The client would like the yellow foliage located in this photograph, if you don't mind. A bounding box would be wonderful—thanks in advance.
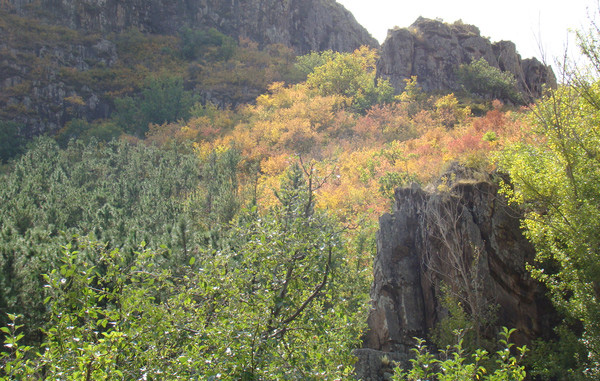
[434,93,471,128]
[64,95,86,106]
[261,154,292,177]
[182,62,534,255]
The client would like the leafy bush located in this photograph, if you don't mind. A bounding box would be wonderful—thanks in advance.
[0,163,368,380]
[393,328,527,381]
[498,83,600,377]
[458,58,523,104]
[526,324,590,381]
[114,75,194,136]
[306,46,395,113]
[54,119,123,147]
[180,27,237,61]
[290,50,337,82]
[0,138,206,338]
[378,171,419,200]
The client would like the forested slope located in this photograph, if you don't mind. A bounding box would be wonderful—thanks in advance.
[0,2,599,380]
[0,45,545,379]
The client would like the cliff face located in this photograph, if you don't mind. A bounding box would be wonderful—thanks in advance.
[1,0,376,136]
[355,168,556,380]
[0,34,118,136]
[6,0,377,54]
[377,17,556,101]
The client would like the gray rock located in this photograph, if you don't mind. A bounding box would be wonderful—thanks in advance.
[358,166,557,380]
[7,0,377,54]
[376,28,415,91]
[493,41,525,85]
[522,57,556,97]
[354,348,405,381]
[0,34,117,135]
[377,17,556,102]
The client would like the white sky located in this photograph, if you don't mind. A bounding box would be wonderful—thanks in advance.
[337,0,596,69]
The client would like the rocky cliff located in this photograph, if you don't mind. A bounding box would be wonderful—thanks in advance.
[0,12,120,136]
[5,0,377,54]
[0,0,376,136]
[354,167,557,380]
[377,17,556,101]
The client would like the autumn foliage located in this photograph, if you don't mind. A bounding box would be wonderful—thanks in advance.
[48,45,535,269]
[135,49,533,251]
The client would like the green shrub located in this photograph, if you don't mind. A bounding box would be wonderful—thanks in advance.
[114,75,194,136]
[306,46,395,113]
[526,324,590,381]
[180,27,237,61]
[458,58,523,104]
[378,171,419,200]
[55,119,124,147]
[0,163,368,380]
[393,328,527,381]
[0,138,206,339]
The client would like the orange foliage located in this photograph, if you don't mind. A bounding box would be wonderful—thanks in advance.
[355,103,415,143]
[208,82,349,163]
[160,72,532,245]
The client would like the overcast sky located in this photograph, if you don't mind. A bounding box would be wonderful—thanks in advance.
[337,0,596,68]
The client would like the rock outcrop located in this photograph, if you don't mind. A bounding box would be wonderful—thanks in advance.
[377,17,556,101]
[1,0,376,136]
[355,167,556,380]
[5,0,377,54]
[0,36,118,136]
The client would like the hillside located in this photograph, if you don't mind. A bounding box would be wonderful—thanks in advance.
[5,0,377,53]
[1,2,596,381]
[0,43,558,379]
[0,1,554,141]
[0,0,376,137]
